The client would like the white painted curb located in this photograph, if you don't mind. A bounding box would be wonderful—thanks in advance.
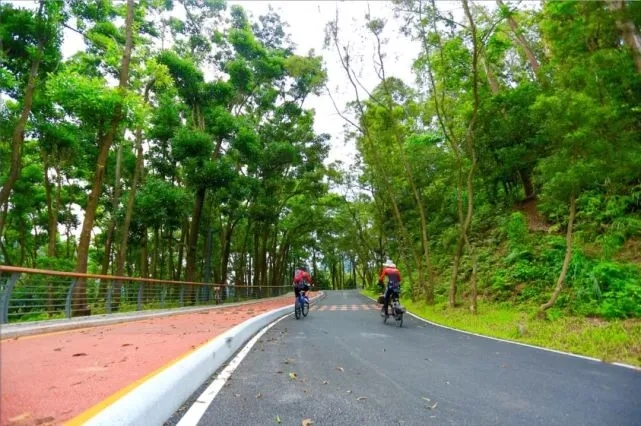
[83,292,325,426]
[362,292,641,372]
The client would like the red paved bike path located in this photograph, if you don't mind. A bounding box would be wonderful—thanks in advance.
[0,293,319,426]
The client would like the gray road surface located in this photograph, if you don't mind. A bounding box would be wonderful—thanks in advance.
[186,290,641,426]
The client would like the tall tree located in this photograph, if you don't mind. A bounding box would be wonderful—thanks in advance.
[72,0,136,315]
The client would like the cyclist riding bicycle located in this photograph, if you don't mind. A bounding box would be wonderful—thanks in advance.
[378,260,402,317]
[293,265,313,301]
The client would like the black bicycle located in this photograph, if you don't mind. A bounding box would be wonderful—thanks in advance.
[378,287,405,327]
[294,284,310,320]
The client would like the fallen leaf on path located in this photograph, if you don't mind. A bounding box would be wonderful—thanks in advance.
[53,348,62,352]
[256,393,262,399]
[322,380,328,384]
[422,397,431,402]
[425,402,438,410]
[35,416,56,425]
[336,367,344,372]
[283,358,295,364]
[301,419,314,426]
[72,353,87,357]
[121,343,132,347]
[276,415,281,424]
[234,393,240,397]
[357,396,367,401]
[346,390,352,393]
[8,412,31,422]
[289,372,297,380]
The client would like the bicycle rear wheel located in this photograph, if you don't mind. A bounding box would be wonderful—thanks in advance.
[302,301,309,317]
[295,301,301,319]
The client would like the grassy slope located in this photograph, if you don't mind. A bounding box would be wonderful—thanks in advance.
[362,289,641,368]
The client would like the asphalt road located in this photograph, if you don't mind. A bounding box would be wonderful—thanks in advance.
[184,290,641,426]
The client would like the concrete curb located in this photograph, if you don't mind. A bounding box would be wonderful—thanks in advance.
[80,292,326,426]
[0,293,300,340]
[361,291,641,372]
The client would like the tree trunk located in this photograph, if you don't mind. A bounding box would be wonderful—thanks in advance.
[496,0,540,75]
[481,54,500,94]
[0,2,46,237]
[185,186,206,303]
[175,218,189,280]
[331,262,336,290]
[608,0,641,74]
[140,231,149,277]
[519,168,535,199]
[260,226,269,294]
[72,0,135,316]
[43,164,57,258]
[252,230,260,287]
[115,81,151,280]
[538,196,576,314]
[469,253,478,314]
[101,143,123,278]
[167,230,175,280]
[43,163,60,314]
[150,227,159,278]
[450,0,480,309]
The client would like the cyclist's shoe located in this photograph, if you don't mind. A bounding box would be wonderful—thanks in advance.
[380,310,389,318]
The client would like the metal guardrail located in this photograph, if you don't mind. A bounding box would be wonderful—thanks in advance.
[0,266,290,324]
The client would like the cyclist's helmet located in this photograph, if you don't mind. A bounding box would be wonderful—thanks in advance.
[299,265,308,272]
[383,259,396,268]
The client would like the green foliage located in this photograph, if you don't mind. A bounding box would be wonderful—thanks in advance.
[4,0,641,330]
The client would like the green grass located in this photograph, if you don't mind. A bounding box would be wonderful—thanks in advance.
[362,289,641,368]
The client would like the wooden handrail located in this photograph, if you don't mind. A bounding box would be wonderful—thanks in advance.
[0,265,289,289]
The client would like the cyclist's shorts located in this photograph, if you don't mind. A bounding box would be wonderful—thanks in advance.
[295,281,310,291]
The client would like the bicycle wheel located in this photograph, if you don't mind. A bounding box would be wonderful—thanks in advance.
[302,301,309,317]
[295,301,301,319]
[398,313,403,327]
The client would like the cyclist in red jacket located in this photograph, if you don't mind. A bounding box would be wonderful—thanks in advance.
[378,260,401,317]
[293,265,313,300]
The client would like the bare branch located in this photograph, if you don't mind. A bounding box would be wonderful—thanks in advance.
[324,85,363,133]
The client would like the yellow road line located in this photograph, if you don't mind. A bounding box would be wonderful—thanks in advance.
[64,332,226,425]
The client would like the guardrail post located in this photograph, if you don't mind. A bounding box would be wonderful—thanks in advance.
[161,285,166,308]
[137,283,143,311]
[179,285,184,307]
[65,279,78,318]
[106,280,113,314]
[0,273,20,324]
